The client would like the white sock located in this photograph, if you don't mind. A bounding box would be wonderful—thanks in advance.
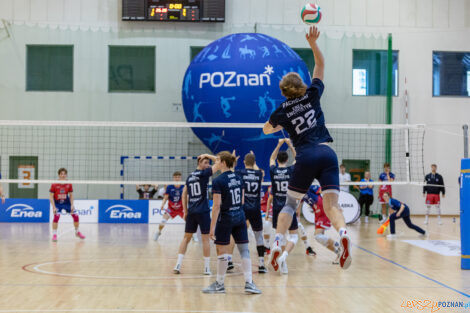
[75,228,79,234]
[281,251,288,260]
[227,254,232,263]
[216,254,228,284]
[242,257,252,283]
[204,257,210,268]
[339,228,347,237]
[176,254,184,266]
[52,230,57,235]
[258,257,264,267]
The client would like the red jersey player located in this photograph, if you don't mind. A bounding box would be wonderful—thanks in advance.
[49,168,85,242]
[298,185,340,264]
[153,171,184,241]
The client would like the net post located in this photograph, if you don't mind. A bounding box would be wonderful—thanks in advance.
[463,124,468,158]
[460,159,470,270]
[385,33,393,165]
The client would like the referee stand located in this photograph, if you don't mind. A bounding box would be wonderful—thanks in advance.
[461,125,469,270]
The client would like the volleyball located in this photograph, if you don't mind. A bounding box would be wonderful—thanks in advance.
[301,3,322,25]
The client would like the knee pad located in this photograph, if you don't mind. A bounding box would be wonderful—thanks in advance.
[161,219,167,225]
[263,220,272,235]
[288,233,298,245]
[253,230,264,246]
[298,222,306,237]
[53,214,60,223]
[281,236,287,247]
[217,254,229,262]
[315,233,329,247]
[237,243,250,259]
[280,194,297,216]
[71,213,79,223]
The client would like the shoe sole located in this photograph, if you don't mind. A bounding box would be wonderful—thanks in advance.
[340,236,352,270]
[270,248,281,271]
[202,289,225,294]
[258,269,268,274]
[245,289,262,294]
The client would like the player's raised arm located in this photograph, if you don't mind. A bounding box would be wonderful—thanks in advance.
[270,139,285,167]
[285,138,296,160]
[306,26,324,81]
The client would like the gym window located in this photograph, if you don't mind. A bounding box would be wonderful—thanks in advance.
[26,45,73,92]
[433,51,470,97]
[108,46,156,93]
[352,50,398,96]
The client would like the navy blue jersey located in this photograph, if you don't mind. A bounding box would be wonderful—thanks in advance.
[269,78,333,148]
[185,167,212,213]
[212,171,244,214]
[269,165,294,210]
[236,168,263,211]
[388,198,409,211]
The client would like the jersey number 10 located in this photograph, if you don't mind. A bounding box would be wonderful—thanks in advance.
[189,182,201,196]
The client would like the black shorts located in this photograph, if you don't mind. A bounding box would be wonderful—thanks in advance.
[185,211,211,234]
[272,207,298,231]
[214,210,248,245]
[289,144,340,196]
[244,207,263,232]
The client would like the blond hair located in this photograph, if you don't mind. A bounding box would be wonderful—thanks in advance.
[279,72,307,99]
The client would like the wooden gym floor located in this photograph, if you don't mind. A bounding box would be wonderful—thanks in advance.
[0,217,469,313]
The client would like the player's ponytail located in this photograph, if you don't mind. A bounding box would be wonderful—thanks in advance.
[280,72,307,99]
[217,151,236,169]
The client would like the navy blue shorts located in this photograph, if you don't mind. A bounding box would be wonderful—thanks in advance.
[55,203,72,214]
[185,211,211,234]
[244,208,263,232]
[289,144,340,196]
[272,207,298,231]
[214,210,248,245]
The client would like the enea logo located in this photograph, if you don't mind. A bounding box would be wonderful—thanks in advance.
[105,205,142,219]
[199,65,274,88]
[6,204,42,218]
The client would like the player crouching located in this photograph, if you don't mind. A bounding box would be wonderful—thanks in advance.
[50,168,85,242]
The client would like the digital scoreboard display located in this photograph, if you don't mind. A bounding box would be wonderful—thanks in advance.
[122,0,225,22]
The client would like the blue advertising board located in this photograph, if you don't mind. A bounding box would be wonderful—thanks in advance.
[0,199,50,223]
[98,200,149,224]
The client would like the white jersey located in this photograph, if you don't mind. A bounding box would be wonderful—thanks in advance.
[339,172,351,193]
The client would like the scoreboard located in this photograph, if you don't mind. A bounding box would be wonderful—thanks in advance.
[122,0,225,22]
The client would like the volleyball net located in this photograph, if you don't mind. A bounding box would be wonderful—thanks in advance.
[0,120,425,199]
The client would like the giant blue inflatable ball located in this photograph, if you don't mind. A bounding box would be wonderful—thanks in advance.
[182,33,311,176]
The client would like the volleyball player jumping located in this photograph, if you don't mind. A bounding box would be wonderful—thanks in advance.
[263,26,352,270]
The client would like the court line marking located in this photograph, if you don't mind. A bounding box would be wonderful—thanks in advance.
[23,258,244,280]
[354,244,470,298]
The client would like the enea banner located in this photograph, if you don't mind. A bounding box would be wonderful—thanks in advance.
[99,200,149,223]
[0,199,50,223]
